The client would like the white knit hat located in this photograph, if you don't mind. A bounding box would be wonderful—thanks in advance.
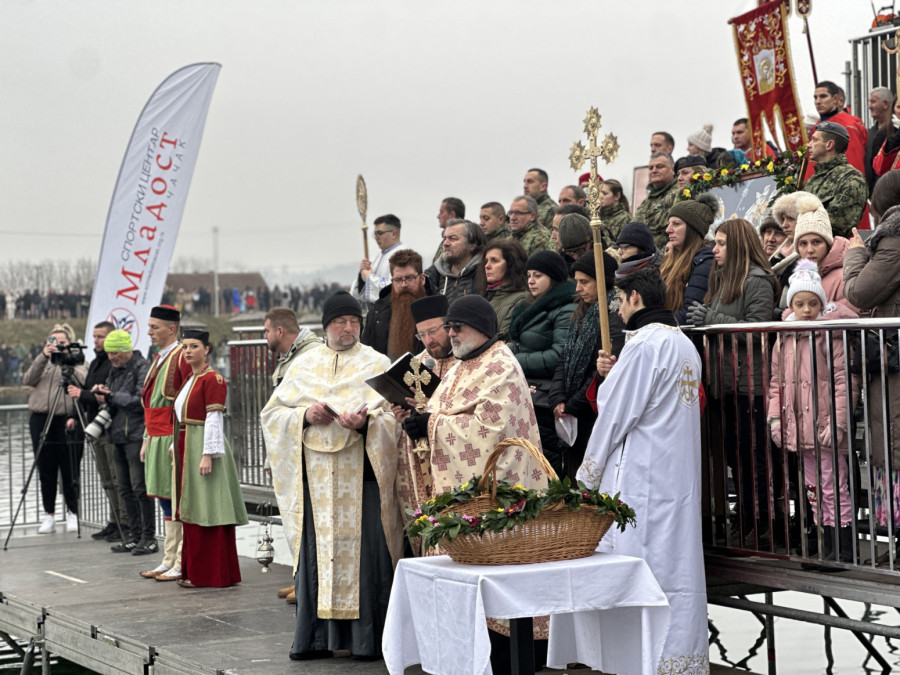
[786,259,827,309]
[687,124,713,153]
[793,192,833,246]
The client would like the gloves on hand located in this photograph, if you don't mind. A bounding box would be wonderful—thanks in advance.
[818,425,845,447]
[687,301,709,326]
[768,417,782,447]
[402,412,431,441]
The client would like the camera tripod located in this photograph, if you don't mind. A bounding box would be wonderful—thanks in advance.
[3,368,126,550]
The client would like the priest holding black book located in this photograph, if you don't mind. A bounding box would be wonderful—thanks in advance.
[260,291,403,662]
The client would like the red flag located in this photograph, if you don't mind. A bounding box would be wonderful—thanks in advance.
[731,2,807,158]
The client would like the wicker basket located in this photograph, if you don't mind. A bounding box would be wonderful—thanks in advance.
[439,438,615,565]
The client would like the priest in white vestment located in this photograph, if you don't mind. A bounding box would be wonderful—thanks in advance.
[401,295,551,668]
[260,291,403,661]
[577,269,709,674]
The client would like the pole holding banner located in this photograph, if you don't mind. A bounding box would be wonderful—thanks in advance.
[84,63,221,358]
[568,107,620,354]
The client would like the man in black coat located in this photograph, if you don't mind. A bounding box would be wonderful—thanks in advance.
[361,249,431,361]
[66,321,125,541]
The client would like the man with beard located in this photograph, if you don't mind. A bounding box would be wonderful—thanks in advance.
[261,291,403,661]
[390,295,456,543]
[264,307,321,388]
[361,249,430,360]
[400,295,550,665]
[425,219,487,305]
[263,306,322,605]
[401,295,545,496]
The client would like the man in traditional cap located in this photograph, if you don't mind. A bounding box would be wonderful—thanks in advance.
[137,305,192,580]
[93,330,153,555]
[261,291,402,661]
[581,268,707,672]
[803,121,869,238]
[391,295,456,542]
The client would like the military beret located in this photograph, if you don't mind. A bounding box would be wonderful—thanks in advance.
[815,121,850,141]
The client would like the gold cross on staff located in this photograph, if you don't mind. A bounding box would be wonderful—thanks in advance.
[568,106,621,355]
[568,107,620,224]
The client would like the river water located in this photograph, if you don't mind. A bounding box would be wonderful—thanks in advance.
[4,409,900,673]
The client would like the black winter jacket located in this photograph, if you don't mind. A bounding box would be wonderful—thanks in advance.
[105,352,149,445]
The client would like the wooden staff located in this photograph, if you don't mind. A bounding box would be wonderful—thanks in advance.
[356,174,369,260]
[591,219,612,353]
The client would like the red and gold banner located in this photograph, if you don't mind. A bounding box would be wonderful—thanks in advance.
[731,2,807,158]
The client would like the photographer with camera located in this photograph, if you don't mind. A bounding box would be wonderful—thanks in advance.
[23,323,87,534]
[66,321,127,542]
[93,330,153,555]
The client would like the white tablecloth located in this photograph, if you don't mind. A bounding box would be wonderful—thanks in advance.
[383,553,670,675]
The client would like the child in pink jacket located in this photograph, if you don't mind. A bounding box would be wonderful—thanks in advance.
[767,260,857,562]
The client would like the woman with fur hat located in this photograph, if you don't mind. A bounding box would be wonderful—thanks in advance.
[767,260,856,562]
[845,208,900,536]
[548,251,625,481]
[793,192,858,315]
[659,192,717,324]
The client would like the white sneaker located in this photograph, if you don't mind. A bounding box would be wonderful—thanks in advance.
[66,511,78,533]
[38,513,55,534]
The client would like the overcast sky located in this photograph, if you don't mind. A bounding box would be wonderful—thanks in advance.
[0,1,880,282]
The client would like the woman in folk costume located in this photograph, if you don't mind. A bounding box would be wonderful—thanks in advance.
[172,329,248,588]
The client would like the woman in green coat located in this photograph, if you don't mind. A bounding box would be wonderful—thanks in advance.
[484,239,529,338]
[507,251,576,475]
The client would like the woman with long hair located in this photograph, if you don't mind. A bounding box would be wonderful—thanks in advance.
[549,251,625,480]
[658,193,717,324]
[507,251,576,475]
[688,218,779,546]
[483,239,528,337]
[599,179,631,242]
[172,329,248,588]
[23,323,87,534]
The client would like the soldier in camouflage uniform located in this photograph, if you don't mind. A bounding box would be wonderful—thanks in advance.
[635,152,680,249]
[524,168,559,231]
[479,201,514,243]
[508,195,553,257]
[598,179,632,243]
[803,121,869,239]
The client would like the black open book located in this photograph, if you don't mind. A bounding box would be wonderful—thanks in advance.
[364,352,441,410]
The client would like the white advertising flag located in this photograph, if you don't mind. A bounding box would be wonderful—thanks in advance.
[85,62,221,357]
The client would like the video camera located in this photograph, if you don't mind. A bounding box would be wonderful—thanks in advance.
[49,341,87,367]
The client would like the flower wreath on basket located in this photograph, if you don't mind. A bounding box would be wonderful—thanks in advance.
[406,438,638,565]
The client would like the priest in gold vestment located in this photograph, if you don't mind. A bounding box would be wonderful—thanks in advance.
[260,291,402,661]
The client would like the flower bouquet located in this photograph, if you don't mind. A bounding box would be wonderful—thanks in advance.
[406,438,636,565]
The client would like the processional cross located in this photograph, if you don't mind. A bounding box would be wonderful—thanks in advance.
[568,107,620,353]
[403,356,432,451]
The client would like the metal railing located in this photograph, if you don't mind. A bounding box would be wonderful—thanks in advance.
[687,317,900,572]
[849,24,899,127]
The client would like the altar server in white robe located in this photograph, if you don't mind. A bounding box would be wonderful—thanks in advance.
[577,269,708,674]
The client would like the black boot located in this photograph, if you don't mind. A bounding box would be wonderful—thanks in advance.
[836,526,854,564]
[822,526,836,561]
